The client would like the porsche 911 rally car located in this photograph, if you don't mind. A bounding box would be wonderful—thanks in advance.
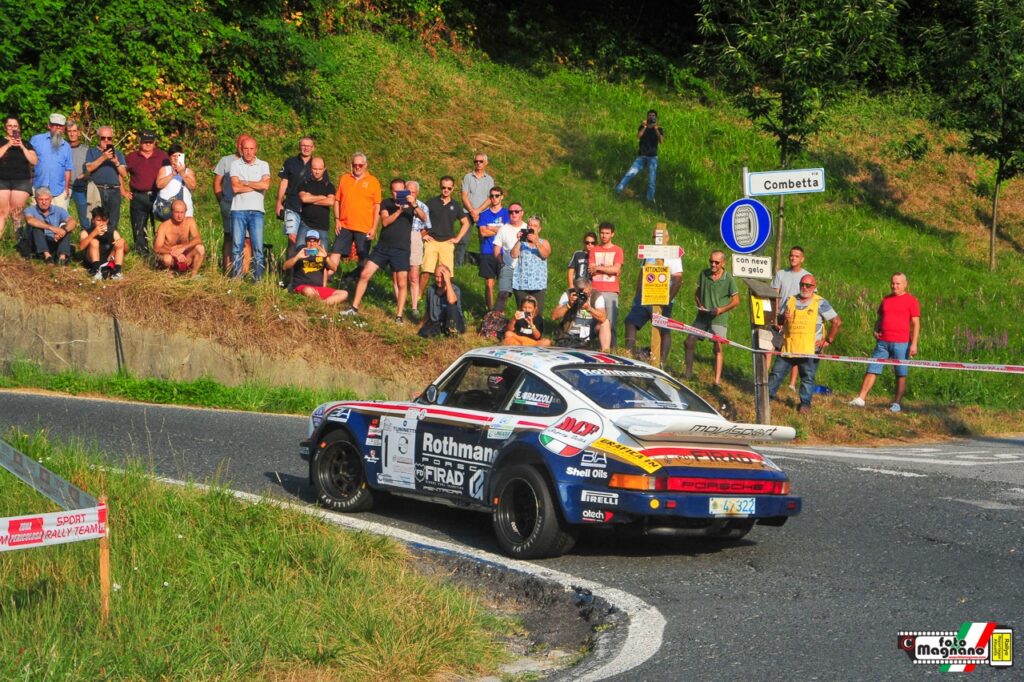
[300,347,801,559]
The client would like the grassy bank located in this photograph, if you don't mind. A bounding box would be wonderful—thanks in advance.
[0,432,510,679]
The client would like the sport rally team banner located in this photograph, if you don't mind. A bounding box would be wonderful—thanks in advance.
[0,439,107,552]
[652,314,1024,375]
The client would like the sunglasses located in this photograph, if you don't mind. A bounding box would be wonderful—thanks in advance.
[474,159,486,164]
[800,282,815,288]
[584,241,596,246]
[352,163,366,168]
[509,209,523,213]
[441,186,454,191]
[489,193,502,198]
[709,259,722,264]
[99,136,113,140]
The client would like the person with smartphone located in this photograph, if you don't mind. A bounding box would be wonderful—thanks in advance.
[283,231,348,306]
[614,109,664,203]
[502,296,551,346]
[0,116,39,240]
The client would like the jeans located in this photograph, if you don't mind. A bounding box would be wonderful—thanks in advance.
[97,186,123,234]
[231,210,265,280]
[31,229,73,259]
[129,191,156,255]
[71,188,90,230]
[615,155,658,201]
[768,356,818,407]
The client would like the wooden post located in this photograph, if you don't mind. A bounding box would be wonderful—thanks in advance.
[99,495,110,628]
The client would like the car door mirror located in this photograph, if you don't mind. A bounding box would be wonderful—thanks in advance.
[424,384,439,403]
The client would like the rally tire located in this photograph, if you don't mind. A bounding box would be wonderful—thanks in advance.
[491,464,577,559]
[310,431,374,512]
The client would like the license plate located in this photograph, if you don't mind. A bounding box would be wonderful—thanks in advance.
[709,497,756,516]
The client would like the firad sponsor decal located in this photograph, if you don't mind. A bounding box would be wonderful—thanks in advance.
[539,408,604,456]
[421,433,497,463]
[898,623,1013,671]
[581,490,619,506]
[582,509,615,523]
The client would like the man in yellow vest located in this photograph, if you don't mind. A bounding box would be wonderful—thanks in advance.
[768,274,842,414]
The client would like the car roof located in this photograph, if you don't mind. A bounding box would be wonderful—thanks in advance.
[465,346,651,374]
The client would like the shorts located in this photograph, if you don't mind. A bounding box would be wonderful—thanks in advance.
[867,340,910,377]
[498,265,514,293]
[478,252,501,279]
[624,294,675,329]
[0,178,32,193]
[689,314,728,341]
[367,245,410,273]
[282,208,301,236]
[332,229,371,261]
[294,284,338,301]
[409,230,424,267]
[422,239,454,274]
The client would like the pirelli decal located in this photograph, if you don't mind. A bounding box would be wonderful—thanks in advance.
[589,438,662,473]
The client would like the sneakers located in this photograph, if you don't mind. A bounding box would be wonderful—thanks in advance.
[848,397,866,407]
[341,307,358,317]
[394,316,403,324]
[111,272,123,280]
[890,403,902,413]
[91,269,103,281]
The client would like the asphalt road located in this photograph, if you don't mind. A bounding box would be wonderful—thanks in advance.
[2,390,1021,680]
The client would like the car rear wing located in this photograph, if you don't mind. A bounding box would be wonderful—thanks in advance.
[613,414,796,444]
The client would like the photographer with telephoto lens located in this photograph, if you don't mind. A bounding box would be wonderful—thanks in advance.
[552,276,611,351]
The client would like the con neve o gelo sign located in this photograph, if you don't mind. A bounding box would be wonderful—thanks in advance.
[720,198,771,254]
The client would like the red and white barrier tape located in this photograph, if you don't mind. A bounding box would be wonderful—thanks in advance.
[0,503,107,553]
[652,313,1024,375]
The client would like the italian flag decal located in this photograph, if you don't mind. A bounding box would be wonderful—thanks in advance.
[941,622,997,673]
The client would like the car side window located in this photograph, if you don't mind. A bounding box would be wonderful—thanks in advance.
[440,359,522,412]
[505,373,566,417]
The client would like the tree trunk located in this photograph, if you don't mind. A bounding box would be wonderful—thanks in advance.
[773,144,788,266]
[990,163,1002,271]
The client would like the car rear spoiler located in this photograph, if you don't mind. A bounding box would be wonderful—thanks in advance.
[613,413,796,444]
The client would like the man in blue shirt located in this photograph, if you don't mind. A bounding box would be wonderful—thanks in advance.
[30,113,73,208]
[24,187,75,264]
[476,185,509,310]
[84,126,130,236]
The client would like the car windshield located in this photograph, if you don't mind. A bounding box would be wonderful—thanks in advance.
[553,365,716,413]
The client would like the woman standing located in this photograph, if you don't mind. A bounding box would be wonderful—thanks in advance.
[0,116,38,239]
[510,214,551,317]
[155,143,197,217]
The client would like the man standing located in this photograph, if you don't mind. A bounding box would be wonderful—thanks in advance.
[66,121,90,229]
[276,136,316,247]
[420,176,469,299]
[83,125,129,234]
[849,272,921,413]
[684,250,740,385]
[333,152,381,278]
[772,246,812,392]
[614,109,664,202]
[153,199,205,276]
[768,274,842,414]
[214,135,249,273]
[588,221,623,348]
[343,178,424,322]
[30,113,73,208]
[406,180,430,314]
[491,201,525,313]
[624,226,684,365]
[229,135,271,280]
[24,187,75,264]
[125,129,170,256]
[297,157,335,245]
[460,153,494,267]
[476,185,509,310]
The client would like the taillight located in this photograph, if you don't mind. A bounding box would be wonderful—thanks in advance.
[608,475,790,495]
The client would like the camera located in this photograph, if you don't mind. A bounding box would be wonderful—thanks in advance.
[518,227,534,241]
[573,288,588,304]
[647,114,657,125]
[10,130,20,140]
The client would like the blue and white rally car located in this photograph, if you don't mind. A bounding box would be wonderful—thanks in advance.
[300,347,801,559]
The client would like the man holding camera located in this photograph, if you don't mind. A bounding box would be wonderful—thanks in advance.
[154,199,205,276]
[24,187,75,264]
[491,201,526,313]
[284,230,349,306]
[552,277,611,351]
[614,109,665,203]
[83,126,130,236]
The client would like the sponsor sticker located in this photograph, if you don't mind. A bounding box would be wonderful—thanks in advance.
[581,490,619,506]
[590,438,662,473]
[0,505,107,552]
[565,466,609,479]
[513,391,553,408]
[898,623,1013,671]
[579,368,658,378]
[468,469,486,501]
[642,447,775,470]
[581,509,615,523]
[486,415,516,440]
[580,450,607,469]
[539,409,604,456]
[326,407,351,424]
[420,432,497,463]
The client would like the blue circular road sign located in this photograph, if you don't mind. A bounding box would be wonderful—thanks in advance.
[720,198,772,254]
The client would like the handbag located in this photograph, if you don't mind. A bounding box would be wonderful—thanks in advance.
[153,173,185,221]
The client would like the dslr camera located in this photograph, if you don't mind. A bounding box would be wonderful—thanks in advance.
[646,113,658,126]
[572,288,588,304]
[518,227,535,242]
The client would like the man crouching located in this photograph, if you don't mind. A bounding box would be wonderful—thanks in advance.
[154,199,205,276]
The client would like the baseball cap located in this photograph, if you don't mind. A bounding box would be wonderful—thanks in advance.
[49,113,67,126]
[139,129,156,142]
[305,230,320,241]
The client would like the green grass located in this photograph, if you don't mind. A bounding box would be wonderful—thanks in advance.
[0,431,510,680]
[0,359,353,414]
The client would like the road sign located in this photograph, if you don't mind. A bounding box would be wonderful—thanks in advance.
[720,198,771,254]
[640,265,670,305]
[637,244,684,260]
[732,253,772,279]
[746,168,825,197]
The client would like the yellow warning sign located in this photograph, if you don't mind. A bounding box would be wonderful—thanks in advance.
[640,265,670,306]
[590,437,662,473]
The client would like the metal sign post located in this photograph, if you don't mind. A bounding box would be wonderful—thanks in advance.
[638,223,673,367]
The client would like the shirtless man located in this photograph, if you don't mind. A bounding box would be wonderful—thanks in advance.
[153,199,205,275]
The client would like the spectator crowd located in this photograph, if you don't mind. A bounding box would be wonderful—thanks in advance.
[0,113,922,414]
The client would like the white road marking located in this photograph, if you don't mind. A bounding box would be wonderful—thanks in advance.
[942,497,1021,511]
[154,476,664,681]
[759,446,1024,467]
[855,467,927,478]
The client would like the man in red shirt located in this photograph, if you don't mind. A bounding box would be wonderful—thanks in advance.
[124,129,170,257]
[849,272,921,412]
[588,221,623,348]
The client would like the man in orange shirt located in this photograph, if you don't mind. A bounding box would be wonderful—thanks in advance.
[330,151,381,279]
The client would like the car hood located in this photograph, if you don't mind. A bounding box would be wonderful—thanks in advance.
[612,412,796,444]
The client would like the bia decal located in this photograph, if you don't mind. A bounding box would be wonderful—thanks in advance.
[581,509,615,523]
[580,451,607,468]
[565,466,609,479]
[581,490,619,506]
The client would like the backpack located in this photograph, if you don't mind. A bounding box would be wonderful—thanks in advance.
[478,311,507,341]
[14,225,33,259]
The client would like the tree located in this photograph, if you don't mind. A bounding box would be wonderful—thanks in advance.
[697,0,901,267]
[930,0,1024,271]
